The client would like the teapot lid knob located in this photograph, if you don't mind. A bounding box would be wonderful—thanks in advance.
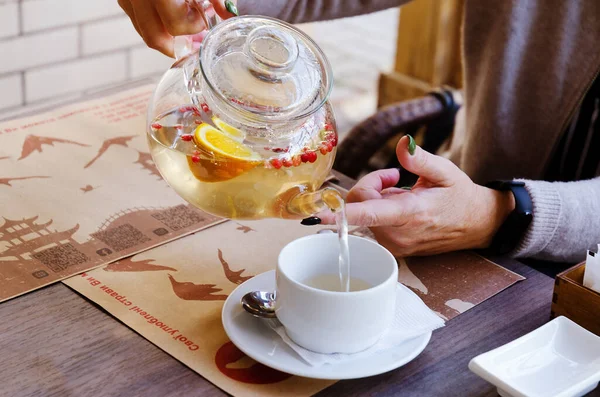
[244,26,299,75]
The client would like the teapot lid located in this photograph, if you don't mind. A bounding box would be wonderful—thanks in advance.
[199,16,332,122]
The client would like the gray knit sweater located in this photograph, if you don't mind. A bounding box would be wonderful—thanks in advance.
[240,0,600,263]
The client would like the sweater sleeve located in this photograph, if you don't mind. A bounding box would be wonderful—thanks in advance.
[511,177,600,263]
[238,0,410,24]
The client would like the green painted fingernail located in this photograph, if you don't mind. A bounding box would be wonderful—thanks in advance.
[400,186,412,190]
[225,0,238,16]
[407,134,416,156]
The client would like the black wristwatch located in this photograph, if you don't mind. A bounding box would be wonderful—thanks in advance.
[484,180,533,255]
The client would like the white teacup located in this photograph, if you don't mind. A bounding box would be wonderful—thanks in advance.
[276,234,398,354]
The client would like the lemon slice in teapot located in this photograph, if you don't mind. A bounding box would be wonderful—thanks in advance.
[194,123,259,161]
[188,123,261,182]
[212,116,246,141]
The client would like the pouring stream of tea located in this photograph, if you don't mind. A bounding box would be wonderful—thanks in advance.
[336,202,350,292]
[322,190,350,292]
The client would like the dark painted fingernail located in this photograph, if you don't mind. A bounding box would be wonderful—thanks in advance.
[407,134,416,155]
[301,217,322,226]
[225,0,238,16]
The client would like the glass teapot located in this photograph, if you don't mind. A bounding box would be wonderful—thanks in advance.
[146,10,340,220]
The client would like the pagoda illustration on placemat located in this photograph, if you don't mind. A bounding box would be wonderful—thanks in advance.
[0,216,87,274]
[0,216,81,262]
[0,203,222,302]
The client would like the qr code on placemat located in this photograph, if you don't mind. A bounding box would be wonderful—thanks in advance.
[151,204,208,231]
[91,223,151,252]
[33,243,89,273]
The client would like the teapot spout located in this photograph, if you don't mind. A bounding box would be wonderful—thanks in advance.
[287,187,344,217]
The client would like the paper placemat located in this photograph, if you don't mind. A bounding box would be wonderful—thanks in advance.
[402,252,525,320]
[64,219,342,396]
[63,219,524,396]
[334,229,525,321]
[0,85,225,302]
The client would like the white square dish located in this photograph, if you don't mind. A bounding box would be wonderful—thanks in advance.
[469,316,600,397]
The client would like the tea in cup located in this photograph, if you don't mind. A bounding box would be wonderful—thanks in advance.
[276,234,398,354]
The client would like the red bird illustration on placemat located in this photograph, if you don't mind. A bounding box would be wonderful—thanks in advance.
[104,258,177,272]
[80,185,98,193]
[218,249,252,285]
[235,224,255,233]
[19,135,89,160]
[0,176,50,186]
[168,274,228,301]
[135,151,161,178]
[84,135,137,168]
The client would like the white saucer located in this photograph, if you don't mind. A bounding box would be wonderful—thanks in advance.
[222,270,431,380]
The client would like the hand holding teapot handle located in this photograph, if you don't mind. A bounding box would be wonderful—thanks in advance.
[174,0,228,60]
[118,0,238,57]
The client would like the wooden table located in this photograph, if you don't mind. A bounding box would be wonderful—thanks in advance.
[1,89,597,397]
[1,252,589,397]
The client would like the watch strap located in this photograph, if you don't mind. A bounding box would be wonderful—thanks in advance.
[484,180,533,255]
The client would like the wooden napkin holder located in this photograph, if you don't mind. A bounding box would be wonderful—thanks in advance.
[552,262,600,336]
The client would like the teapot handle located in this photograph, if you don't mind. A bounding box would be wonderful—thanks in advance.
[195,0,220,31]
[174,0,220,61]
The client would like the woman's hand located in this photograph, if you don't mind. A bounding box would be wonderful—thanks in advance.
[319,136,516,256]
[118,0,237,57]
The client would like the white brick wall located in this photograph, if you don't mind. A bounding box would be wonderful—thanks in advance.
[26,53,127,101]
[82,16,143,55]
[0,28,78,74]
[22,0,122,32]
[0,0,174,114]
[0,1,399,126]
[130,46,175,79]
[0,3,19,39]
[0,75,23,109]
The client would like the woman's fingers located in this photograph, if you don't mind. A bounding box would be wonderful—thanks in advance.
[381,187,411,197]
[315,169,405,226]
[118,0,143,37]
[346,168,401,203]
[319,198,407,227]
[396,135,461,187]
[122,0,239,57]
[130,0,174,56]
[210,0,238,19]
[345,200,406,226]
[155,0,205,36]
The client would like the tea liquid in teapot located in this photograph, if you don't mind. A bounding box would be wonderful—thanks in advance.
[147,16,339,220]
